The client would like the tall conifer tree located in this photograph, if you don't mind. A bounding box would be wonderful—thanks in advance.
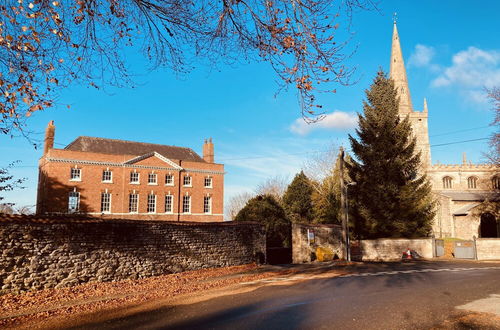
[347,70,435,239]
[283,171,314,223]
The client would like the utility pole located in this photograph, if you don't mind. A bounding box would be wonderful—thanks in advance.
[339,147,348,260]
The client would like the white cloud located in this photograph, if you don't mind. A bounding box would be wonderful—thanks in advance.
[430,46,500,104]
[289,111,358,136]
[431,47,500,89]
[408,44,435,67]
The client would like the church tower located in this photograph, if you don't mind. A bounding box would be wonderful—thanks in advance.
[389,21,432,169]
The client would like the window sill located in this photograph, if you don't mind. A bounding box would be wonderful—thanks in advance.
[165,184,175,187]
[183,185,192,188]
[69,179,81,182]
[130,182,140,185]
[204,186,213,189]
[102,181,113,184]
[147,183,158,186]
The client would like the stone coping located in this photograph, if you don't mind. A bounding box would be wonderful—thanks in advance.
[0,214,257,226]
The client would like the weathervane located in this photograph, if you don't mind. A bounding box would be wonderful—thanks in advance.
[393,12,398,24]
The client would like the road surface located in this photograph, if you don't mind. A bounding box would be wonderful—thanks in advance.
[77,261,500,330]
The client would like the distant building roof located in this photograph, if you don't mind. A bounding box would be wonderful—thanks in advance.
[64,136,205,162]
[440,191,500,202]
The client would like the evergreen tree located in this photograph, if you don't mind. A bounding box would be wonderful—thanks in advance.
[234,195,291,247]
[347,70,435,239]
[283,171,313,223]
[311,151,352,224]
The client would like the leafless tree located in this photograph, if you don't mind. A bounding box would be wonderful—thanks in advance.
[225,191,253,220]
[0,0,376,137]
[254,175,289,202]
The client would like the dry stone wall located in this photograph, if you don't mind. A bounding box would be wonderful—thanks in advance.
[0,216,265,293]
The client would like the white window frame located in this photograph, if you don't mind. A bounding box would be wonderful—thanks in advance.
[165,174,174,186]
[204,177,213,188]
[129,193,139,213]
[203,196,212,214]
[183,175,192,187]
[147,193,156,213]
[68,191,80,213]
[165,194,173,214]
[101,192,111,213]
[182,195,191,214]
[102,169,113,183]
[130,171,140,184]
[148,172,158,185]
[70,167,81,181]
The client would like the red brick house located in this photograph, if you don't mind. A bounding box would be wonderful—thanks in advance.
[36,121,224,222]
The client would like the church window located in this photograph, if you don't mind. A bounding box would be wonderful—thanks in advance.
[101,192,111,213]
[70,167,81,181]
[442,176,452,189]
[68,190,80,213]
[493,176,500,190]
[467,176,478,189]
[147,193,156,213]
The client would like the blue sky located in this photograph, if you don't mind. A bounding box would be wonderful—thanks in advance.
[1,0,499,213]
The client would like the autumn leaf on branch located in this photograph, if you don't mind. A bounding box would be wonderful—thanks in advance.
[0,0,375,136]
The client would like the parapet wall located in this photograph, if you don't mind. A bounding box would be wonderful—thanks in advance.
[0,215,265,293]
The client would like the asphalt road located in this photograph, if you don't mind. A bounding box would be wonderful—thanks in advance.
[78,261,500,330]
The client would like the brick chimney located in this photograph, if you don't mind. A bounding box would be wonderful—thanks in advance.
[43,120,55,155]
[203,138,214,163]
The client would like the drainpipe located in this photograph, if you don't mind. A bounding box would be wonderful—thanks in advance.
[177,160,182,221]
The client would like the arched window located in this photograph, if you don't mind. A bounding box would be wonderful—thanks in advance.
[442,176,453,189]
[467,176,478,189]
[492,176,500,190]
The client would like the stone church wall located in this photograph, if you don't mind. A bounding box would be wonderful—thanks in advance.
[0,216,265,293]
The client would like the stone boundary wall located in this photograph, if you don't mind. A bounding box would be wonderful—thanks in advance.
[356,238,434,261]
[0,215,265,293]
[292,223,343,263]
[476,238,500,260]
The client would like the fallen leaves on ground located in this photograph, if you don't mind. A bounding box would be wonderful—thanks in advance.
[0,264,291,329]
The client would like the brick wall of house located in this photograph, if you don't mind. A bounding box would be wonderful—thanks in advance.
[0,216,265,293]
[37,148,224,222]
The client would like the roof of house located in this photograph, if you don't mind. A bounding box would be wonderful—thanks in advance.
[440,191,500,202]
[64,136,205,162]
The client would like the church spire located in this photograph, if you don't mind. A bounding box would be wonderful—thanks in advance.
[390,20,413,114]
